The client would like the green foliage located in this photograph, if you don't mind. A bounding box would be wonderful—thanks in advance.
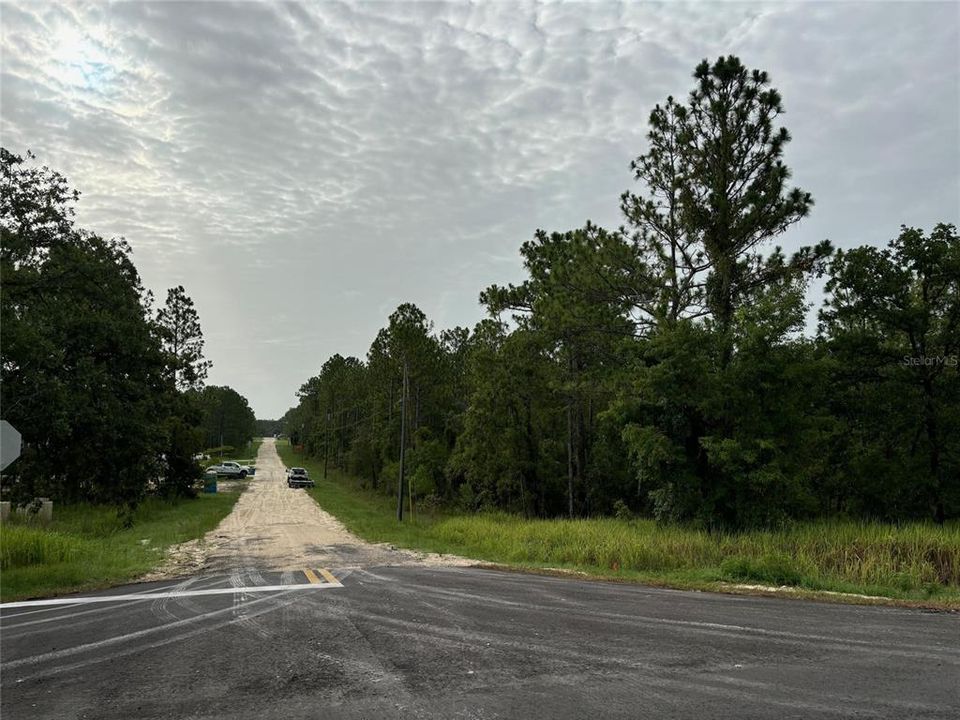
[820,223,960,523]
[612,499,632,521]
[196,385,257,450]
[3,149,168,507]
[447,322,565,516]
[719,555,804,587]
[156,285,211,392]
[0,148,227,507]
[255,418,283,437]
[610,55,835,527]
[278,440,960,602]
[279,55,955,529]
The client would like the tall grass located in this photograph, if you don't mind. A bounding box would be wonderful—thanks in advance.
[429,515,960,592]
[0,495,239,601]
[1,526,92,568]
[276,440,960,603]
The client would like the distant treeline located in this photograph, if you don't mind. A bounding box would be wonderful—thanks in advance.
[255,419,284,437]
[199,386,257,450]
[1,149,256,511]
[284,57,959,527]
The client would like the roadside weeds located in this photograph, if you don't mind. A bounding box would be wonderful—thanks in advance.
[0,493,240,602]
[276,442,960,611]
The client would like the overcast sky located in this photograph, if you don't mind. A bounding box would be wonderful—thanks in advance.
[2,1,958,418]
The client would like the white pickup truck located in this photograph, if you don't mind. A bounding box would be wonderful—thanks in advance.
[207,461,250,479]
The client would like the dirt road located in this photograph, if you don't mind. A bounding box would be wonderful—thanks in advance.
[145,438,470,580]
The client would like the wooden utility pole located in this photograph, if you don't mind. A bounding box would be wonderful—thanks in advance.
[396,359,409,521]
[566,401,574,519]
[323,410,330,478]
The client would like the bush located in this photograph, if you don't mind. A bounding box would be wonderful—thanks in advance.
[720,554,804,586]
[613,499,632,521]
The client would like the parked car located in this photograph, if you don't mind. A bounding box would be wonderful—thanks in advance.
[208,461,248,479]
[286,467,314,488]
[242,464,256,476]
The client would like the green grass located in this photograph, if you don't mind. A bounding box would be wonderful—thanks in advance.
[244,437,263,460]
[276,440,960,606]
[0,493,239,601]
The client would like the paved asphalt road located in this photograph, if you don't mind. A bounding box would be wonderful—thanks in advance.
[2,566,957,719]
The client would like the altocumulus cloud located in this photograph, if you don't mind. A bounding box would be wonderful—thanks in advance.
[1,1,957,417]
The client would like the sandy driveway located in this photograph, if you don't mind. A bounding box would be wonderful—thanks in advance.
[144,438,470,580]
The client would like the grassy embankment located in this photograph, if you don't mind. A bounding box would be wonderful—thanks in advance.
[1,494,239,602]
[276,440,960,607]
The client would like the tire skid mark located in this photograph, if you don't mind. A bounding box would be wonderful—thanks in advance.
[369,572,960,661]
[6,588,296,672]
[229,562,274,639]
[335,595,426,714]
[151,575,199,623]
[168,575,218,620]
[278,569,296,633]
[0,577,228,634]
[245,566,268,587]
[342,615,949,717]
[8,592,301,683]
[358,594,960,668]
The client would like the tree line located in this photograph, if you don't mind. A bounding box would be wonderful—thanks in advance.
[255,418,284,437]
[284,56,959,527]
[1,148,256,512]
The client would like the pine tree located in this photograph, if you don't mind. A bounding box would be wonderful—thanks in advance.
[156,285,211,391]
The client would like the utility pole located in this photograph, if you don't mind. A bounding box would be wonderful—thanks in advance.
[566,350,576,519]
[396,358,408,522]
[338,407,346,468]
[323,410,330,479]
[566,401,574,519]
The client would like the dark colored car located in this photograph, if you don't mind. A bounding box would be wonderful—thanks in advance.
[286,467,314,488]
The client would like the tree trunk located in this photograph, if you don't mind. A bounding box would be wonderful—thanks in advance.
[922,373,944,524]
[414,383,421,433]
[396,359,408,521]
[524,396,540,517]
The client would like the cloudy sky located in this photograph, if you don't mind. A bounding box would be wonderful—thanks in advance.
[2,1,958,418]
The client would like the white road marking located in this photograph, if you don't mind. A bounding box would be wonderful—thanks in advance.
[0,584,162,619]
[4,580,341,671]
[2,577,226,631]
[0,578,342,610]
[8,593,306,682]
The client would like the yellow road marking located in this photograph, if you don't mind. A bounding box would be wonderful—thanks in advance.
[303,568,322,584]
[317,568,339,585]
